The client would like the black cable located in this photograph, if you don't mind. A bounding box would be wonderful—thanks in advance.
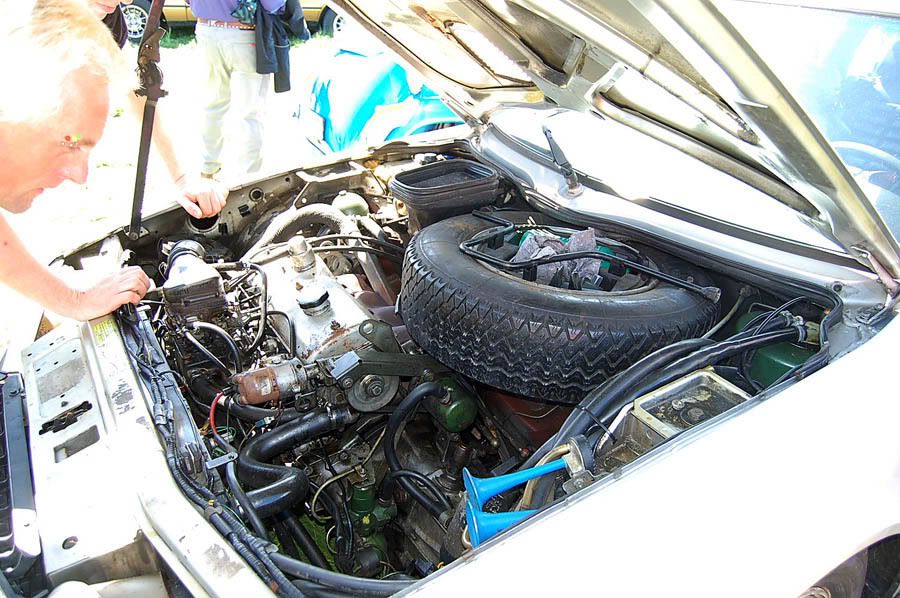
[310,245,404,264]
[598,327,803,424]
[282,514,330,570]
[226,461,267,538]
[307,234,404,254]
[267,310,296,356]
[522,337,713,470]
[245,263,268,352]
[182,330,232,374]
[270,553,413,597]
[383,382,449,519]
[192,321,243,372]
[379,469,452,511]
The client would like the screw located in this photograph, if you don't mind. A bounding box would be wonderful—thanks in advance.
[831,282,843,293]
[341,378,353,389]
[422,369,435,382]
[62,536,78,550]
[574,478,585,489]
[361,322,375,335]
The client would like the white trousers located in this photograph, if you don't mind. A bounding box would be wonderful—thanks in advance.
[195,24,271,176]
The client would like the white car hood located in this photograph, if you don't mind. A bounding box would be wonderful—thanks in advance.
[330,0,900,281]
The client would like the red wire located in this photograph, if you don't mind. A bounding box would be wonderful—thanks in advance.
[210,392,224,437]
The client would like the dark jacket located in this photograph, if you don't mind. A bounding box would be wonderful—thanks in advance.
[256,0,310,93]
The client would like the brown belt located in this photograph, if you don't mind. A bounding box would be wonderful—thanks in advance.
[197,18,255,30]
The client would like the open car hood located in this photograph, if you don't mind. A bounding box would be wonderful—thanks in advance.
[331,0,900,281]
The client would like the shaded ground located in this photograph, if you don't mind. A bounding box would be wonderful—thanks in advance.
[1,32,336,353]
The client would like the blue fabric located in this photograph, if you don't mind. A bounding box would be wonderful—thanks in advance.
[311,50,463,152]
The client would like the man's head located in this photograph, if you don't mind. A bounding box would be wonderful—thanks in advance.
[0,0,127,212]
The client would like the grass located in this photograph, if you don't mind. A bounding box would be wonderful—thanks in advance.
[160,25,197,49]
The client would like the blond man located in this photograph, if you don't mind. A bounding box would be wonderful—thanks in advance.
[0,0,150,319]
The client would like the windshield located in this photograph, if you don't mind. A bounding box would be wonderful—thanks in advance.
[725,3,900,194]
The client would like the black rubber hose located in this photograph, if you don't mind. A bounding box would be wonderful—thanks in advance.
[243,203,359,260]
[188,376,305,423]
[273,519,303,560]
[270,553,413,597]
[282,514,330,570]
[597,327,803,424]
[226,461,267,538]
[378,469,452,511]
[522,337,714,470]
[383,382,449,519]
[192,321,243,372]
[237,407,355,518]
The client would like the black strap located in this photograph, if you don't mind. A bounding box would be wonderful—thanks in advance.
[125,0,168,241]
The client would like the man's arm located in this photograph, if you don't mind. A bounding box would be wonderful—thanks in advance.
[0,214,150,320]
[126,93,227,218]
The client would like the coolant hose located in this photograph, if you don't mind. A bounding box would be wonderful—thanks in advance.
[243,203,358,261]
[237,407,355,518]
[383,382,450,519]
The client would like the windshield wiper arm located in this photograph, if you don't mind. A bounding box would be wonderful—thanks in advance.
[542,125,583,197]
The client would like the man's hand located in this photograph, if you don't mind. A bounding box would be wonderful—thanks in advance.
[67,266,151,321]
[86,0,131,17]
[175,175,228,218]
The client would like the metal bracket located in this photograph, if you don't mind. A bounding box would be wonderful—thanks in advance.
[205,452,238,470]
[325,350,448,387]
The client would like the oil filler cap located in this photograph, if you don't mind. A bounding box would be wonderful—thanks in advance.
[297,285,330,314]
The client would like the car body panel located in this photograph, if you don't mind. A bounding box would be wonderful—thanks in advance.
[410,301,900,597]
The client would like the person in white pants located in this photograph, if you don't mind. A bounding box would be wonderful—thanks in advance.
[192,0,286,179]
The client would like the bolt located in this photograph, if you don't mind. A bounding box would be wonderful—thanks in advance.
[62,536,78,550]
[338,451,350,461]
[341,378,354,389]
[574,478,585,489]
[330,320,341,331]
[363,376,385,398]
[422,369,435,382]
[361,321,375,335]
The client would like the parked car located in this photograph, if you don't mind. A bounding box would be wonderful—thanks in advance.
[120,0,342,42]
[6,1,900,597]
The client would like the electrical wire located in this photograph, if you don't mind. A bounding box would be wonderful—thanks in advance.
[309,428,386,523]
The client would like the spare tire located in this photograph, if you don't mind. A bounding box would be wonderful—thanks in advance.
[400,212,719,404]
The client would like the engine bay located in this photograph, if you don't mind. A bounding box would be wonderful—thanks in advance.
[12,145,840,595]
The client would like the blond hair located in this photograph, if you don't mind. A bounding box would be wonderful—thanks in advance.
[0,0,131,123]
